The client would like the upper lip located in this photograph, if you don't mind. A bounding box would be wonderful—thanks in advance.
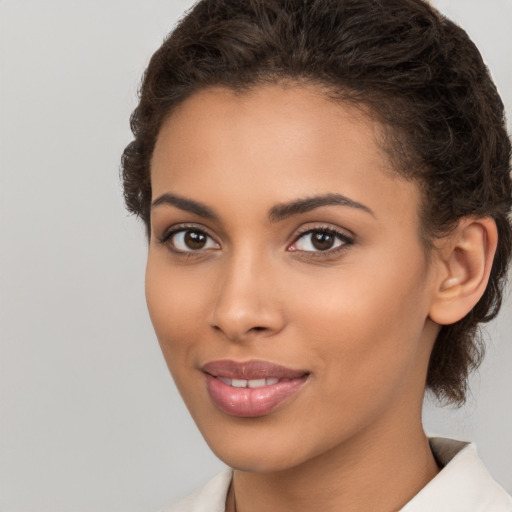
[202,359,309,380]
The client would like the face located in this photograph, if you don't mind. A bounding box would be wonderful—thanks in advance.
[146,85,440,473]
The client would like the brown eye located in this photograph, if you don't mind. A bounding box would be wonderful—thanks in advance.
[311,231,335,251]
[184,231,207,249]
[291,228,351,253]
[167,229,220,252]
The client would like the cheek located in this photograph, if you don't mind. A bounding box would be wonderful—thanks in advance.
[145,254,208,371]
[287,251,431,393]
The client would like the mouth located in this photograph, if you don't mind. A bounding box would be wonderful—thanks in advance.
[216,376,282,388]
[202,359,310,417]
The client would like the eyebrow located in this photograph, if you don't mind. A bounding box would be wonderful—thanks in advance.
[151,192,374,221]
[151,193,217,219]
[268,193,374,222]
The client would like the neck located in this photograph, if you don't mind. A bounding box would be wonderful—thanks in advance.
[229,410,439,512]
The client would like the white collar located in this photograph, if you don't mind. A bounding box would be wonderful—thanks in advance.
[401,437,512,511]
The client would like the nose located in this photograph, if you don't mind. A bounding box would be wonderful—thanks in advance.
[208,251,286,342]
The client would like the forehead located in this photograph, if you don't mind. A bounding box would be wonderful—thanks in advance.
[150,84,421,225]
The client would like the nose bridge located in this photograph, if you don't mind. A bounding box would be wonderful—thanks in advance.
[210,245,283,340]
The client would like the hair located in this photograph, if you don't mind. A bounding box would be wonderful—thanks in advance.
[121,0,512,405]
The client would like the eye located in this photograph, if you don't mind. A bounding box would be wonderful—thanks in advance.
[289,228,352,253]
[161,227,220,253]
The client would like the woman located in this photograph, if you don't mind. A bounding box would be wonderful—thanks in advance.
[121,0,512,510]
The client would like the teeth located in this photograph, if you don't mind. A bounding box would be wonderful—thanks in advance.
[248,378,266,388]
[218,377,281,388]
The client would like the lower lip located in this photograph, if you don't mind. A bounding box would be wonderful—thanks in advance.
[205,374,308,417]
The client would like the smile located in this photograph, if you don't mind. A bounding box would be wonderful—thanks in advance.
[202,360,309,417]
[218,377,284,388]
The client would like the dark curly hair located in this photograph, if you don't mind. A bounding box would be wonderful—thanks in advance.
[121,0,512,405]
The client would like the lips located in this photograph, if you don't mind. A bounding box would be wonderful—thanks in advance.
[202,360,309,417]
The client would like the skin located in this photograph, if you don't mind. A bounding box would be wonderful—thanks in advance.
[146,84,477,511]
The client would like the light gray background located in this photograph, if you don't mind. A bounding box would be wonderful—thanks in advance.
[0,1,510,511]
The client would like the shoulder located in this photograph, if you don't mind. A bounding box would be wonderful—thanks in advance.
[160,469,233,512]
[401,437,512,512]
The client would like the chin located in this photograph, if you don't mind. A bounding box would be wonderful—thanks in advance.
[210,443,307,473]
[195,413,335,474]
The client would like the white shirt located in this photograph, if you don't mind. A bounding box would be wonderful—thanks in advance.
[163,438,512,511]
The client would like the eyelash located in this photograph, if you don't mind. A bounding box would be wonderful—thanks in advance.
[158,224,354,259]
[289,226,354,258]
[158,224,219,258]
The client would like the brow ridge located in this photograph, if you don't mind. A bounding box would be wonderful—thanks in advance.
[151,193,217,219]
[151,192,373,222]
[268,193,374,222]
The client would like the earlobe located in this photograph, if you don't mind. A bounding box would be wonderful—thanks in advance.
[429,217,498,325]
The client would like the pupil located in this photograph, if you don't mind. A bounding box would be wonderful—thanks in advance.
[312,232,334,251]
[185,231,206,249]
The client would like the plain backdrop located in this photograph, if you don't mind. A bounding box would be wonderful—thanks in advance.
[0,1,511,511]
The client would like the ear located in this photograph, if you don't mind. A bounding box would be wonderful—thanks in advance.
[429,217,498,325]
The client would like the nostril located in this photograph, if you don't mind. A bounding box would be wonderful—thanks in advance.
[209,300,285,340]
